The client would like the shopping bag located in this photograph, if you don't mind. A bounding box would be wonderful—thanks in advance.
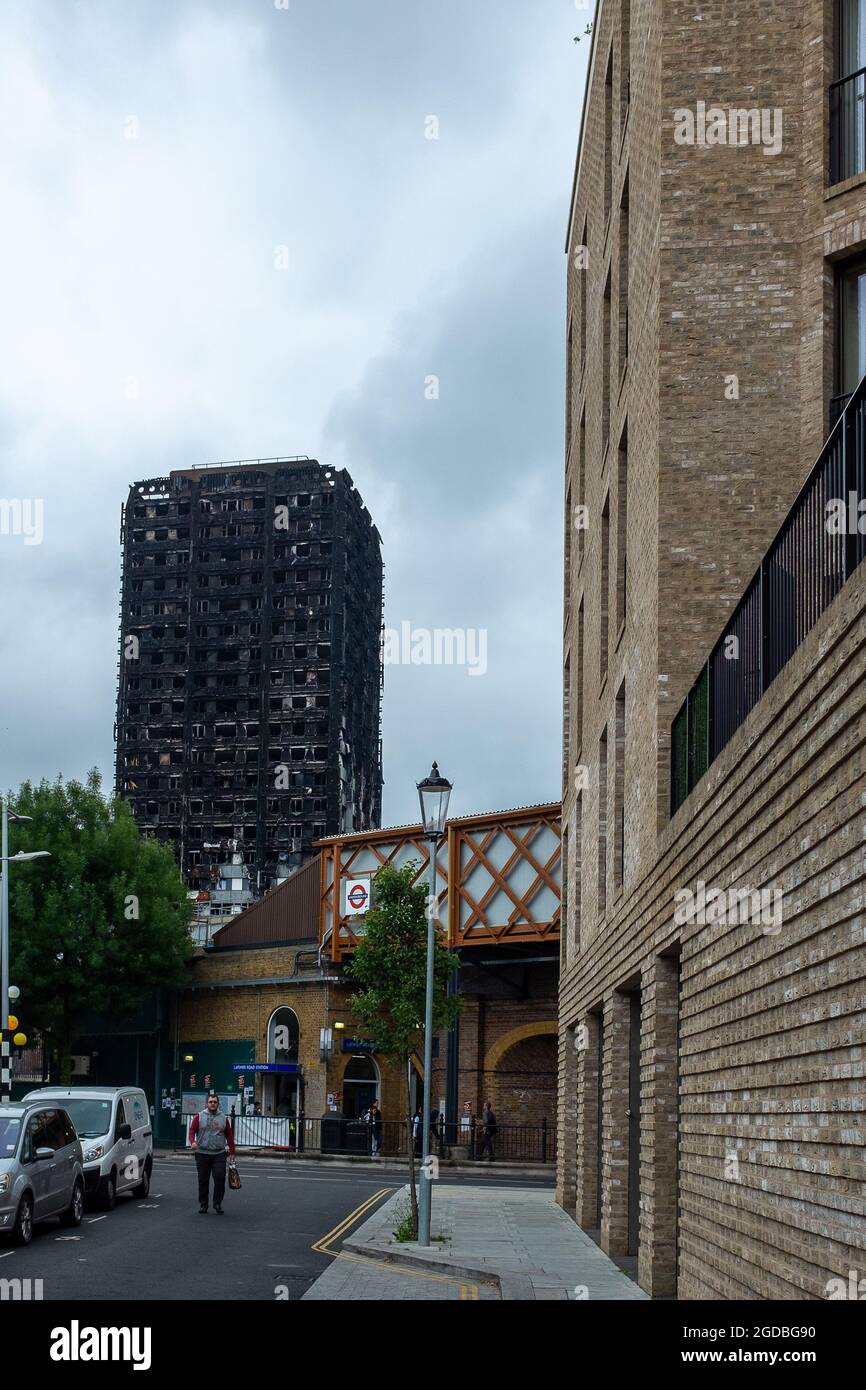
[227,1158,242,1191]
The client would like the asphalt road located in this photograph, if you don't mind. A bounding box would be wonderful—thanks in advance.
[0,1156,553,1302]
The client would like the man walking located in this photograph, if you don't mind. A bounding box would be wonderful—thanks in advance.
[478,1100,497,1162]
[190,1094,236,1214]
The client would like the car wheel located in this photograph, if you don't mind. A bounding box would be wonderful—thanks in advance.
[13,1193,33,1246]
[62,1180,84,1227]
[133,1162,151,1199]
[99,1171,117,1211]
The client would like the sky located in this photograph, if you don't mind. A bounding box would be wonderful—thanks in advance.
[0,0,591,828]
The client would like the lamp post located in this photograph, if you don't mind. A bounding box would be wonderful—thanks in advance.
[416,762,452,1246]
[1,802,50,1103]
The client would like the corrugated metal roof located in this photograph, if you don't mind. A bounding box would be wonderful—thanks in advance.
[314,801,561,845]
[210,855,320,948]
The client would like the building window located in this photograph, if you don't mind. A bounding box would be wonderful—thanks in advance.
[566,314,574,455]
[572,794,583,953]
[579,219,588,381]
[604,48,613,220]
[575,595,584,764]
[564,483,573,627]
[577,409,587,566]
[618,175,629,372]
[600,494,610,684]
[620,0,630,136]
[598,726,608,917]
[614,682,626,894]
[831,0,866,183]
[563,653,571,796]
[834,253,866,423]
[602,270,612,455]
[616,423,628,633]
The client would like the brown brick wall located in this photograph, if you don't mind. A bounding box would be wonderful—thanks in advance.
[561,0,866,1297]
[560,568,866,1298]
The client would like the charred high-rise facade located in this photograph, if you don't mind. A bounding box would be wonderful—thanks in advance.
[114,458,383,896]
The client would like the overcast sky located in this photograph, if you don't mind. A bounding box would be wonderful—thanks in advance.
[0,0,590,828]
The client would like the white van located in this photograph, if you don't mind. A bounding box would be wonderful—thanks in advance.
[22,1087,153,1209]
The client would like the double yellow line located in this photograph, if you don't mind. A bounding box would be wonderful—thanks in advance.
[311,1187,393,1255]
[311,1188,481,1298]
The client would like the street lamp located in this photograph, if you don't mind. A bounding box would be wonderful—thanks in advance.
[1,805,51,1103]
[415,762,452,1246]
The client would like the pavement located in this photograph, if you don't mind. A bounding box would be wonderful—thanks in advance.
[303,1184,649,1301]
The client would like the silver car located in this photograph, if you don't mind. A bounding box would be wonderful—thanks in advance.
[0,1102,85,1245]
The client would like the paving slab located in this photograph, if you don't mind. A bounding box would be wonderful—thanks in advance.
[303,1184,648,1301]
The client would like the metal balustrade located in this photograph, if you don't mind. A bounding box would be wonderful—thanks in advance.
[671,374,866,815]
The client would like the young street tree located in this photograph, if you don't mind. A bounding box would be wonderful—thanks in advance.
[7,772,193,1080]
[347,861,460,1237]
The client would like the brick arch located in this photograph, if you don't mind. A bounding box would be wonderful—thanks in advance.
[483,1020,557,1076]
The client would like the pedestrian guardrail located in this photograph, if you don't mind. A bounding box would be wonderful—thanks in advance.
[214,1113,555,1162]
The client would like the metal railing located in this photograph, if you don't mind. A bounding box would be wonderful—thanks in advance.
[671,373,866,815]
[209,1113,556,1162]
[830,66,866,184]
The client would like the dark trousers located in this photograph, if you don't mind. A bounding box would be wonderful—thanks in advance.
[478,1130,495,1160]
[195,1151,227,1207]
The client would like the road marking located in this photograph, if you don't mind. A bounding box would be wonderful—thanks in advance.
[311,1188,393,1255]
[335,1249,479,1298]
[87,1215,108,1224]
[0,1249,14,1259]
[55,1236,82,1241]
[137,1203,161,1209]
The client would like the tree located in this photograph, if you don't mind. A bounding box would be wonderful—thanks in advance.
[6,771,193,1080]
[347,861,460,1237]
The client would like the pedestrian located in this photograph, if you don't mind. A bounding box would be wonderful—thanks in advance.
[478,1100,497,1162]
[368,1100,383,1158]
[189,1093,236,1214]
[412,1104,423,1156]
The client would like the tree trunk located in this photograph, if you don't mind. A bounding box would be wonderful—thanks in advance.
[405,1055,418,1237]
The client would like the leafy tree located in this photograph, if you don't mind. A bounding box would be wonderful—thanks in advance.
[6,771,193,1080]
[347,861,460,1236]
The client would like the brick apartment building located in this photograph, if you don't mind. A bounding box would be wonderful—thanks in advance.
[558,0,866,1298]
[114,458,383,902]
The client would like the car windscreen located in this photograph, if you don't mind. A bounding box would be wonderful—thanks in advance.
[56,1098,114,1138]
[0,1117,22,1156]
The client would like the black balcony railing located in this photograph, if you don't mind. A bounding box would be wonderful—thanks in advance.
[671,374,866,816]
[830,66,866,184]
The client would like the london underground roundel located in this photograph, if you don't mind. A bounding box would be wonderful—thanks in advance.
[345,879,370,914]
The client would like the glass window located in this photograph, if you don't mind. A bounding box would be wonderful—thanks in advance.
[833,2,866,180]
[45,1111,69,1151]
[59,1111,78,1146]
[835,255,866,420]
[837,0,866,79]
[114,1099,130,1141]
[59,1098,113,1139]
[0,1117,21,1157]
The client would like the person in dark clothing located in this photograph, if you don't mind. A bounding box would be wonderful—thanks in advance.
[478,1100,497,1161]
[365,1100,384,1157]
[190,1094,236,1213]
[412,1105,424,1156]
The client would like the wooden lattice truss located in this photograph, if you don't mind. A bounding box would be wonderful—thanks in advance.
[317,803,560,962]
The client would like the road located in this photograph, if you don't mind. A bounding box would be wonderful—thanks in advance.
[0,1155,552,1301]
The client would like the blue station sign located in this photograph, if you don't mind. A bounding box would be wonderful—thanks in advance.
[232,1063,301,1074]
